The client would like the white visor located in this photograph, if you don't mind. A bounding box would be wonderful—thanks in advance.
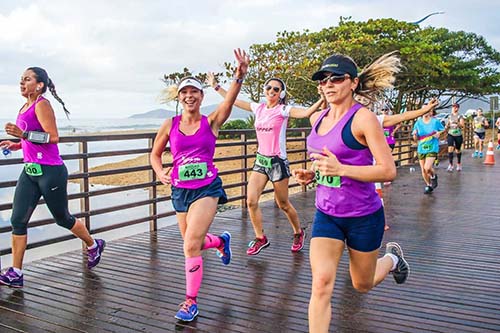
[177,78,203,93]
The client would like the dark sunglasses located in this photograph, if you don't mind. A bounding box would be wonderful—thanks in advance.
[319,74,349,85]
[264,85,281,93]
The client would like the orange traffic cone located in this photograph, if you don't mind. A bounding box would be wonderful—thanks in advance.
[484,141,495,165]
[376,182,389,230]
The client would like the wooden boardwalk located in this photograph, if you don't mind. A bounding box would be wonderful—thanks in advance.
[0,150,499,332]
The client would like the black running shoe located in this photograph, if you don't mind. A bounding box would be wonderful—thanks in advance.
[385,242,410,284]
[430,174,438,189]
[424,186,433,194]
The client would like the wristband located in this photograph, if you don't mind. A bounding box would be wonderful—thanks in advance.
[234,78,244,84]
[214,84,221,91]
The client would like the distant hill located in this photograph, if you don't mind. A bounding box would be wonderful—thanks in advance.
[129,105,251,120]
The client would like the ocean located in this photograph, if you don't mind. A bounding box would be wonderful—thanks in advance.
[0,117,177,263]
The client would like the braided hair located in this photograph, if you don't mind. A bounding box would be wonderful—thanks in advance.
[27,67,70,118]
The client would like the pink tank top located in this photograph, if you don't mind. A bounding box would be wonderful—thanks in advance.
[251,102,291,158]
[169,115,218,189]
[16,96,63,165]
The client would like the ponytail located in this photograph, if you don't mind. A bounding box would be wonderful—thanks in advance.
[354,51,401,103]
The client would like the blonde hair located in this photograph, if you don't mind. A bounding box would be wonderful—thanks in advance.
[158,84,179,104]
[355,51,402,103]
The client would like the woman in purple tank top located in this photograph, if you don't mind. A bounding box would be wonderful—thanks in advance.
[150,49,249,322]
[292,52,411,332]
[0,67,105,288]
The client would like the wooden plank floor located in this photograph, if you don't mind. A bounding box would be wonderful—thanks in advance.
[1,150,500,332]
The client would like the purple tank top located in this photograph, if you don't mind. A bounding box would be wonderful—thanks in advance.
[169,115,218,189]
[307,103,381,217]
[16,96,63,165]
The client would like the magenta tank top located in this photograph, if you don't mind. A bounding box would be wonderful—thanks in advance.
[169,115,218,189]
[307,103,381,217]
[16,96,63,165]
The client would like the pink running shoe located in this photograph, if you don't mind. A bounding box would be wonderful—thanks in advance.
[246,235,270,255]
[291,229,305,253]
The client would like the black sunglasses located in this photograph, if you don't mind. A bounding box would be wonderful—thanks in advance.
[264,85,281,93]
[319,74,349,85]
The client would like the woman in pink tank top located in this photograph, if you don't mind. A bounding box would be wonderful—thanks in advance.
[150,49,249,322]
[208,73,325,256]
[0,67,105,288]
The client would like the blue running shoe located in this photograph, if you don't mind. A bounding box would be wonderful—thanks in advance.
[217,231,232,265]
[472,151,478,158]
[87,239,106,269]
[175,299,198,322]
[479,151,484,158]
[0,267,23,288]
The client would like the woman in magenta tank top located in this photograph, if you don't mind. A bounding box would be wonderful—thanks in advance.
[150,49,249,322]
[292,52,410,332]
[208,73,325,256]
[0,67,105,288]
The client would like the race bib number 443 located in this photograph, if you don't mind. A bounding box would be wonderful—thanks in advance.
[179,162,207,181]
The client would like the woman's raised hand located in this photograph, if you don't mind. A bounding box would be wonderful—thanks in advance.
[207,72,217,89]
[234,48,249,79]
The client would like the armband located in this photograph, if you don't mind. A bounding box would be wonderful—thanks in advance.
[214,84,221,91]
[23,131,50,144]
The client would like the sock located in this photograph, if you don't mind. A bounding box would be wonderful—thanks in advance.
[12,267,23,276]
[457,153,462,163]
[201,233,223,250]
[87,240,97,250]
[448,152,454,165]
[185,256,203,301]
[430,174,436,179]
[385,253,398,271]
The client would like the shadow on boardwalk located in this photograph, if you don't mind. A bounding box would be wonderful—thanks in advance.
[0,151,499,332]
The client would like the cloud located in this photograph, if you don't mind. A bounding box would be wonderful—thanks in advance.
[0,0,498,119]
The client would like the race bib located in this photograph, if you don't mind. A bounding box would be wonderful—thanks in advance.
[384,130,390,137]
[421,143,432,151]
[450,128,461,135]
[315,170,341,188]
[179,162,207,181]
[255,153,272,168]
[24,163,43,176]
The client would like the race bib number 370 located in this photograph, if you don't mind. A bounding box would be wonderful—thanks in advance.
[315,170,341,188]
[179,162,208,181]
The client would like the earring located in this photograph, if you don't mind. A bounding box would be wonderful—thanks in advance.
[36,87,41,92]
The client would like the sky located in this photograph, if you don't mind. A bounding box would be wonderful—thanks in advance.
[0,0,499,119]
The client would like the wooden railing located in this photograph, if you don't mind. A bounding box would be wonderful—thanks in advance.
[0,122,475,255]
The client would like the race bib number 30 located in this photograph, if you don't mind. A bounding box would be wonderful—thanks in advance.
[24,163,43,176]
[315,170,341,188]
[255,153,272,168]
[179,162,207,181]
